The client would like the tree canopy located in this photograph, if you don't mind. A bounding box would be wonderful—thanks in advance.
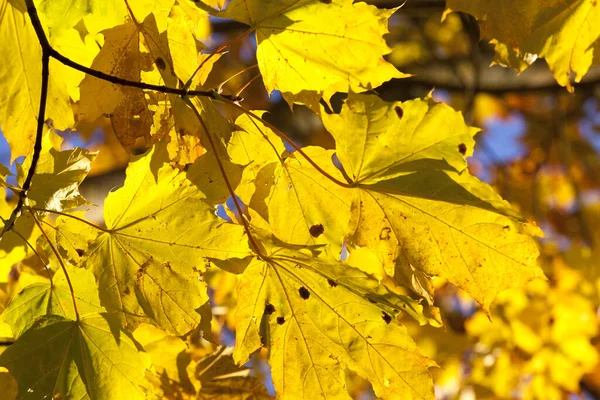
[1,0,600,399]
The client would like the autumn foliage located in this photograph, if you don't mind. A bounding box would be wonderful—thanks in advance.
[1,0,600,399]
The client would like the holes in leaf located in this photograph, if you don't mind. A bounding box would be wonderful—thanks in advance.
[382,311,392,324]
[309,224,324,238]
[264,303,275,315]
[328,279,338,287]
[298,287,310,299]
[276,316,285,325]
[76,249,85,257]
[379,227,391,240]
[155,57,166,70]
[394,105,403,119]
[458,143,467,155]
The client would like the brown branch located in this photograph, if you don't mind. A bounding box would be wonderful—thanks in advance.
[23,0,242,102]
[389,73,600,95]
[0,49,49,240]
[184,98,264,258]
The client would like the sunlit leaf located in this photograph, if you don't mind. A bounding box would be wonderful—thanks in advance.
[80,144,249,333]
[233,233,435,399]
[321,94,543,309]
[0,313,151,399]
[445,0,600,91]
[1,265,104,338]
[221,0,405,104]
[0,0,73,160]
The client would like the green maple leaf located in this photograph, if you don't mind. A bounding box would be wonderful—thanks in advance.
[220,0,406,104]
[233,231,435,399]
[1,265,104,338]
[79,144,250,334]
[0,313,151,399]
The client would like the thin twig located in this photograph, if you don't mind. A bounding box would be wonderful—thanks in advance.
[184,28,254,91]
[0,49,50,240]
[10,227,53,282]
[30,207,108,232]
[183,98,264,258]
[29,209,80,320]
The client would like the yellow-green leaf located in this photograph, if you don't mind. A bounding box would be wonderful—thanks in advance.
[234,236,435,399]
[255,146,352,259]
[321,94,478,184]
[0,313,151,399]
[321,94,543,309]
[222,0,405,103]
[81,144,250,333]
[228,111,285,204]
[18,147,96,212]
[1,265,104,338]
[0,0,74,160]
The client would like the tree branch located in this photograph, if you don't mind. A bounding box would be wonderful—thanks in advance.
[23,0,242,101]
[0,50,49,240]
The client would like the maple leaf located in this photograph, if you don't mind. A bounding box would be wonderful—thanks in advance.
[79,143,250,334]
[220,0,406,104]
[1,265,104,338]
[319,94,544,310]
[233,232,435,399]
[255,146,352,259]
[227,111,286,204]
[0,0,73,160]
[445,0,600,91]
[0,313,151,399]
[18,147,96,212]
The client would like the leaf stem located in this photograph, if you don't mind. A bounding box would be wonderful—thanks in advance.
[183,98,264,259]
[214,98,354,189]
[183,28,254,92]
[29,209,80,320]
[29,207,109,232]
[10,227,53,282]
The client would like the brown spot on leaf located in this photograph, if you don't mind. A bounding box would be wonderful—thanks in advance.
[124,287,131,295]
[503,225,510,230]
[276,316,285,325]
[458,143,467,155]
[395,105,403,119]
[155,57,166,70]
[264,304,275,315]
[382,311,392,324]
[379,227,392,240]
[76,249,85,257]
[309,224,325,238]
[320,0,332,3]
[368,298,376,304]
[298,287,310,299]
[328,279,338,287]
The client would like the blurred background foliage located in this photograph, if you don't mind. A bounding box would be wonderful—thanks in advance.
[2,0,600,399]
